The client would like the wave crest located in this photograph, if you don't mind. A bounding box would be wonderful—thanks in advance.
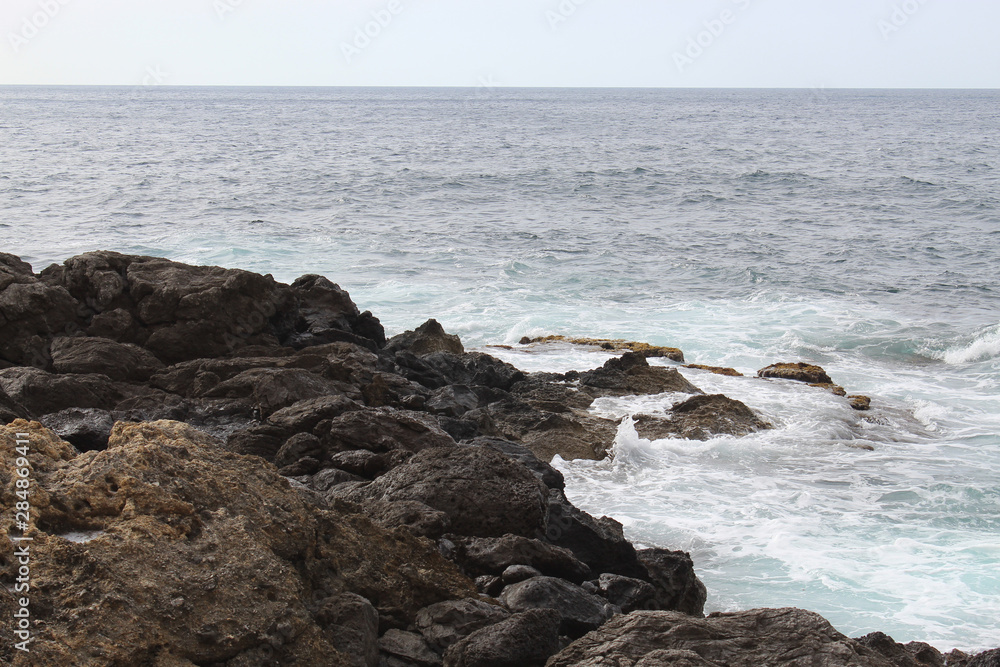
[941,324,1000,364]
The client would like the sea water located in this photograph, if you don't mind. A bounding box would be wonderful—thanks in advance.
[2,86,998,651]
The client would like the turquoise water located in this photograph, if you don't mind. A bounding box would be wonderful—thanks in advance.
[2,86,998,650]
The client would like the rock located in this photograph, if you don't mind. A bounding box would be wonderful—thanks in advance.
[359,498,452,538]
[0,419,477,665]
[684,364,744,376]
[316,593,380,667]
[320,407,456,455]
[274,432,324,469]
[758,362,834,385]
[414,598,510,652]
[0,386,31,424]
[636,548,707,616]
[378,629,441,666]
[449,534,591,582]
[854,632,947,667]
[284,274,385,350]
[328,449,412,480]
[502,564,543,585]
[519,335,684,362]
[850,395,873,411]
[465,437,565,490]
[634,394,771,441]
[394,350,525,392]
[442,608,561,667]
[0,366,132,415]
[578,352,702,397]
[386,319,464,357]
[40,407,115,452]
[426,385,480,417]
[350,446,548,538]
[545,489,648,580]
[225,423,289,460]
[201,367,343,417]
[0,255,83,368]
[485,397,619,462]
[266,395,360,433]
[499,576,617,637]
[309,467,366,492]
[969,649,1000,667]
[597,573,658,613]
[547,608,900,667]
[49,335,164,381]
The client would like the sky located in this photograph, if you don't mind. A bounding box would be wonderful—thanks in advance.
[1,0,998,88]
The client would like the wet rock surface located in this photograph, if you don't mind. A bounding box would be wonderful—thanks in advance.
[0,253,988,665]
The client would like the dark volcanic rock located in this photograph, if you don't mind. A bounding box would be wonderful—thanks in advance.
[0,255,82,368]
[201,367,343,417]
[49,335,165,382]
[316,593,380,667]
[578,352,702,398]
[442,608,561,667]
[344,446,548,538]
[634,394,771,441]
[758,361,835,385]
[40,407,115,452]
[0,386,31,424]
[319,407,456,454]
[415,598,510,652]
[636,548,707,616]
[284,274,386,350]
[449,534,591,582]
[426,384,480,417]
[378,629,441,666]
[0,366,135,415]
[545,489,648,580]
[854,631,946,667]
[386,318,464,356]
[466,437,565,490]
[485,396,619,462]
[969,649,1000,667]
[547,608,899,667]
[499,575,617,637]
[597,573,658,613]
[266,395,361,433]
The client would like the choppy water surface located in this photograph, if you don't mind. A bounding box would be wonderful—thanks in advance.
[2,86,998,650]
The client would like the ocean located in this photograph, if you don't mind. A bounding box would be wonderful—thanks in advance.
[2,86,998,651]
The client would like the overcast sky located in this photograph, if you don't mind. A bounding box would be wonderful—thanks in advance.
[1,0,998,88]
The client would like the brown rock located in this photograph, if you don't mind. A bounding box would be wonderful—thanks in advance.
[850,395,873,411]
[0,420,475,666]
[579,352,702,398]
[634,394,772,441]
[49,335,164,382]
[386,319,464,356]
[683,364,744,376]
[520,335,684,362]
[758,362,834,385]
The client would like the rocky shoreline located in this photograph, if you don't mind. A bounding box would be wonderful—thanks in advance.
[1,251,996,666]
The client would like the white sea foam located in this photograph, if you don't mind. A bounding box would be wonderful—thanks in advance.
[939,324,1000,364]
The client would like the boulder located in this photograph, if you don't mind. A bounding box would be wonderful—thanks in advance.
[266,395,361,433]
[0,419,476,666]
[426,385,480,417]
[758,362,834,385]
[283,274,385,350]
[578,352,702,398]
[498,576,617,637]
[597,573,658,613]
[485,397,619,462]
[448,534,591,582]
[378,629,441,666]
[319,407,456,455]
[386,319,464,356]
[414,598,510,652]
[466,437,565,490]
[547,608,899,667]
[0,256,82,368]
[49,336,164,381]
[637,548,707,617]
[0,366,132,415]
[40,407,115,452]
[969,649,1000,667]
[545,489,648,580]
[0,386,31,424]
[850,395,873,411]
[348,446,548,539]
[201,367,343,417]
[634,394,771,441]
[315,593,380,667]
[442,608,561,667]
